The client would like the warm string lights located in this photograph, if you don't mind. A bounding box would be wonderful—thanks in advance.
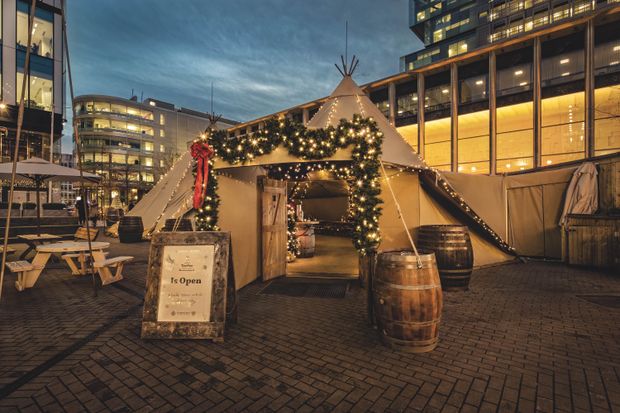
[286,203,300,259]
[388,163,515,253]
[192,130,220,231]
[199,115,384,254]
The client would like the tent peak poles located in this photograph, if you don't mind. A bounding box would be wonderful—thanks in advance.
[0,0,38,303]
[62,0,97,297]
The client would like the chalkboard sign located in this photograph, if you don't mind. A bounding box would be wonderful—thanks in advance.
[141,231,235,341]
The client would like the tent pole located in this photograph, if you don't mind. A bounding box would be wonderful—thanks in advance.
[0,0,38,303]
[379,161,422,268]
[62,0,97,297]
[36,178,42,235]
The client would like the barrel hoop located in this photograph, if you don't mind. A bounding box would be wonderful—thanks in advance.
[378,317,441,327]
[439,269,472,274]
[382,263,436,270]
[381,335,439,346]
[375,280,441,291]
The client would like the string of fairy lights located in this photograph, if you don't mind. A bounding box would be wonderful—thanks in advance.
[188,116,514,255]
[192,115,384,254]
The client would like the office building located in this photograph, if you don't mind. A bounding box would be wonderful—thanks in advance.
[73,95,237,207]
[401,0,620,71]
[0,0,64,200]
[231,1,619,176]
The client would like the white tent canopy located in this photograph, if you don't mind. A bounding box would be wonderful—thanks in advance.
[307,75,426,168]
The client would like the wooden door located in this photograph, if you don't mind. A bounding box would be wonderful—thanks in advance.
[260,177,287,281]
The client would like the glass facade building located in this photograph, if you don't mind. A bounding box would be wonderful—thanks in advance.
[230,2,620,176]
[0,1,64,204]
[74,95,237,207]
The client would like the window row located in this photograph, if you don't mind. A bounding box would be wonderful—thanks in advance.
[396,87,620,174]
[76,101,154,121]
[79,118,155,136]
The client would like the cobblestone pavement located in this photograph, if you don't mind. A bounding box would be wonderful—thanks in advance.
[0,235,619,412]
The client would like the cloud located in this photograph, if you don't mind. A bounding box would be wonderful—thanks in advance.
[62,0,423,152]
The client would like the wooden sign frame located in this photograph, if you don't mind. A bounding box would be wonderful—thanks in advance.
[141,231,233,341]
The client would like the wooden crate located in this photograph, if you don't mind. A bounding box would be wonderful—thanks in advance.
[598,158,620,214]
[565,215,619,270]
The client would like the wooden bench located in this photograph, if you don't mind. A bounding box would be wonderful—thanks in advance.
[93,255,133,285]
[73,227,99,242]
[6,260,44,291]
[0,246,15,255]
[60,228,104,274]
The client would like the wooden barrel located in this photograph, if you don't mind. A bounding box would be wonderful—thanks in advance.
[118,216,144,243]
[417,225,474,291]
[296,226,315,258]
[106,208,122,227]
[373,250,443,353]
[163,218,193,232]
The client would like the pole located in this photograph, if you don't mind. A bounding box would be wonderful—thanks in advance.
[48,104,54,202]
[0,0,38,303]
[62,0,97,297]
[36,178,41,235]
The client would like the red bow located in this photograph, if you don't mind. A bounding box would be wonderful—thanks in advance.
[191,141,215,210]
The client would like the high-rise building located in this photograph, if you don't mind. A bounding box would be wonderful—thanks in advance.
[401,0,620,71]
[73,95,237,207]
[0,0,65,200]
[225,1,620,175]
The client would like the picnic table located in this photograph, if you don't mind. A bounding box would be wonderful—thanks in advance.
[10,241,110,291]
[18,233,61,259]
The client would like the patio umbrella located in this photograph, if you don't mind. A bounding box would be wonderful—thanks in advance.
[0,157,100,233]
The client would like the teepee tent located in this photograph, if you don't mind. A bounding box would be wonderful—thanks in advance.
[123,67,516,289]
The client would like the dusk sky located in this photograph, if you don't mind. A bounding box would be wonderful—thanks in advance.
[64,0,423,151]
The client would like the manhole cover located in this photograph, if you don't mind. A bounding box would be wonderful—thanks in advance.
[576,295,620,309]
[260,278,348,298]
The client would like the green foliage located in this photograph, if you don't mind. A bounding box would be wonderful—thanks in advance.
[196,115,384,253]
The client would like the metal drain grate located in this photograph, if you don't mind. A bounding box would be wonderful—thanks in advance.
[576,295,620,309]
[260,278,348,298]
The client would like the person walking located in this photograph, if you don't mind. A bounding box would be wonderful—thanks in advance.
[89,200,99,228]
[75,196,86,225]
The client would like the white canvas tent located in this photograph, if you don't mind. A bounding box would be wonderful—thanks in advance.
[120,73,518,289]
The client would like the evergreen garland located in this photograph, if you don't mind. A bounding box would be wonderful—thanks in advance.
[195,114,384,254]
[286,203,300,258]
[192,135,221,231]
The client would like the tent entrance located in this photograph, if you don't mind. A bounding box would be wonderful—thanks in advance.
[284,169,358,279]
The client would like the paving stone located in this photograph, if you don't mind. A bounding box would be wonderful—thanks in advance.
[0,239,619,412]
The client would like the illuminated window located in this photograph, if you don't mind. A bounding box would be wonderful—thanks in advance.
[160,114,165,126]
[497,102,534,172]
[448,40,468,57]
[143,157,153,167]
[396,92,418,119]
[541,92,585,165]
[142,173,154,182]
[594,87,620,156]
[458,110,489,174]
[111,154,126,164]
[396,124,418,152]
[16,72,53,111]
[460,76,487,104]
[160,159,165,168]
[94,102,110,112]
[17,1,54,58]
[160,144,165,152]
[425,117,451,171]
[160,129,166,138]
[375,101,390,117]
[143,142,153,152]
[127,155,140,165]
[497,64,532,96]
